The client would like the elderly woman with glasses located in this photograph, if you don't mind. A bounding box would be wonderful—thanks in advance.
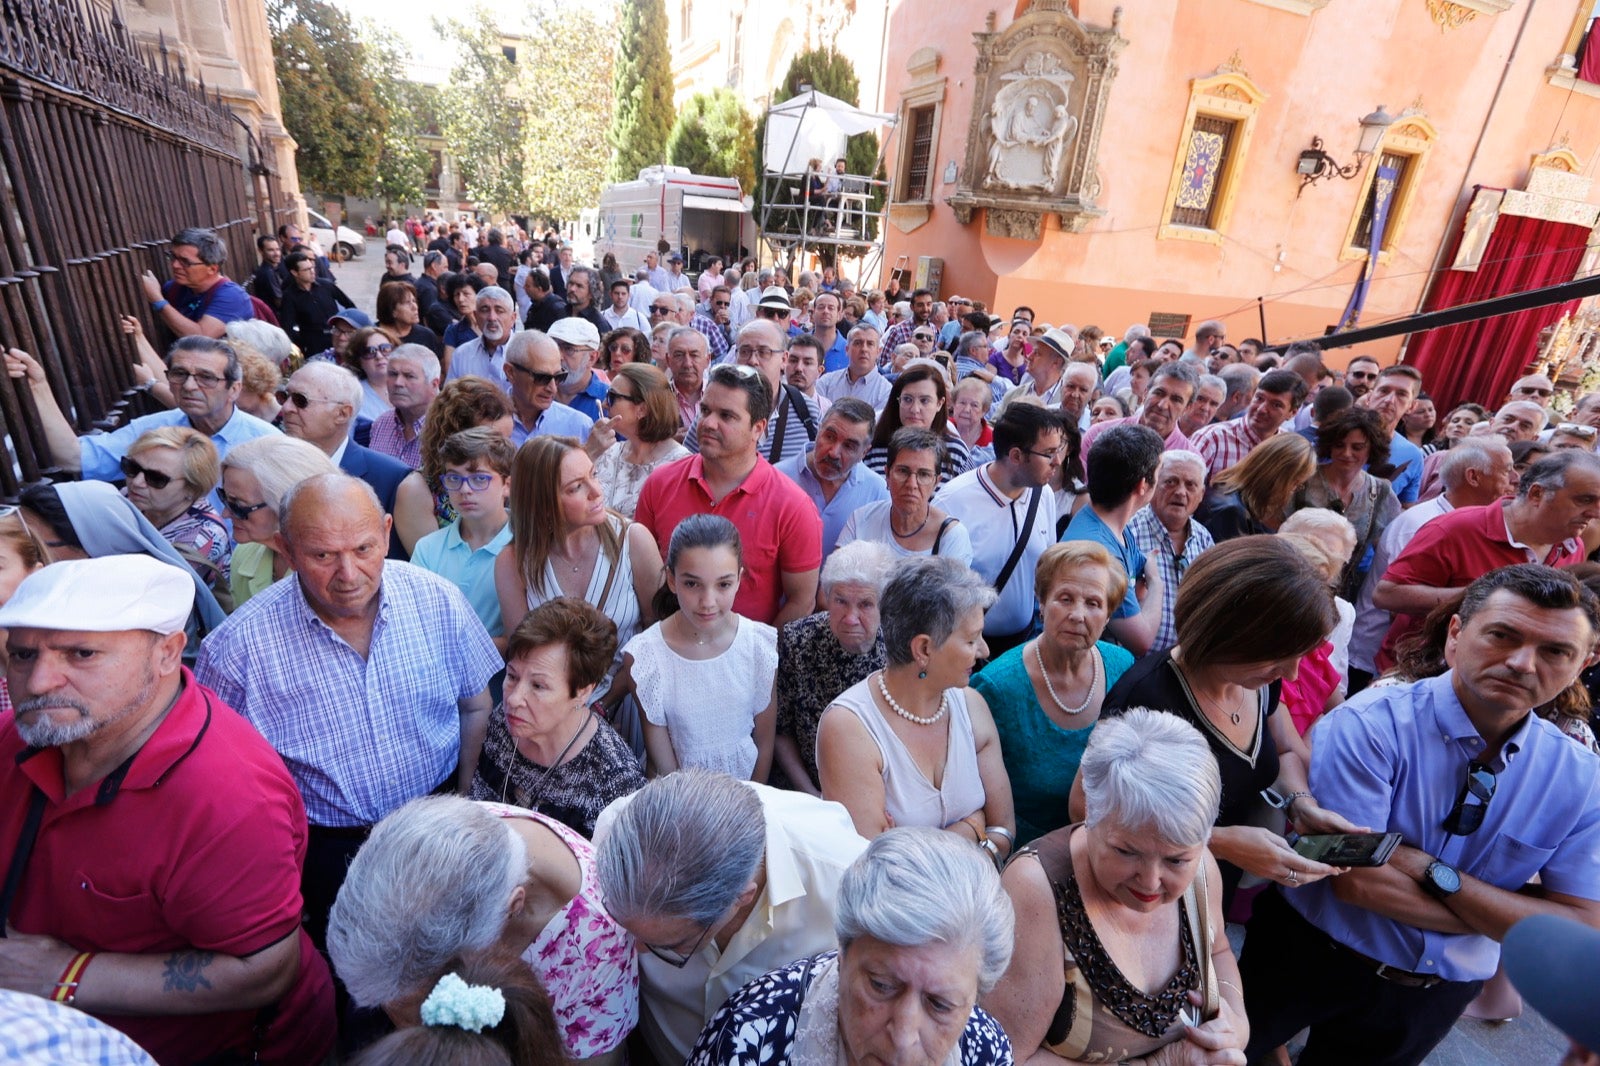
[591,363,688,518]
[818,555,1015,859]
[121,427,232,605]
[839,428,973,566]
[773,541,894,795]
[327,794,638,1066]
[342,325,399,421]
[219,434,339,608]
[689,827,1016,1065]
[987,710,1248,1064]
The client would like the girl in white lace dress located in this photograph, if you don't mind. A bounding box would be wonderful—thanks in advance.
[611,514,777,781]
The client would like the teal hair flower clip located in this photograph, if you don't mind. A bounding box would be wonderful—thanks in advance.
[419,972,507,1033]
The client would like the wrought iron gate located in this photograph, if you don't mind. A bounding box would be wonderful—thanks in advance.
[0,0,275,494]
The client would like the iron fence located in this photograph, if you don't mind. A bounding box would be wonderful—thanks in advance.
[0,0,273,494]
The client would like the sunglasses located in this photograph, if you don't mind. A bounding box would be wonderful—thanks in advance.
[362,344,394,359]
[507,362,568,387]
[605,388,639,406]
[709,364,760,384]
[282,390,342,410]
[219,489,270,519]
[650,306,673,315]
[120,455,174,490]
[1443,762,1496,836]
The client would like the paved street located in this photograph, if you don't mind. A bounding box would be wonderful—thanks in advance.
[325,240,388,319]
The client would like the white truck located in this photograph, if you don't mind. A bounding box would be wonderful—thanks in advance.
[594,165,755,273]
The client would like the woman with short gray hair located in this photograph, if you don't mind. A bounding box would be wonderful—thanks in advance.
[818,555,1015,860]
[773,541,894,794]
[327,794,638,1064]
[219,434,337,608]
[689,827,1016,1064]
[984,710,1249,1064]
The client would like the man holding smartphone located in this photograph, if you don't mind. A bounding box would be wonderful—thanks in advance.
[1238,564,1600,1066]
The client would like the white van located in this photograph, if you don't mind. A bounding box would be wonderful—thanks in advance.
[595,166,754,274]
[307,208,367,261]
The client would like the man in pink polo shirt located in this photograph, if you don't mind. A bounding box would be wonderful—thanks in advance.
[1081,361,1201,470]
[636,363,823,626]
[1372,450,1600,670]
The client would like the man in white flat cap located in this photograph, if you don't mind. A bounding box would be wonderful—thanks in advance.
[0,555,334,1064]
[550,316,608,421]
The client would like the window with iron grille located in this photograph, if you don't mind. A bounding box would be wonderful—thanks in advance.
[1168,114,1237,229]
[1352,151,1412,251]
[901,105,936,201]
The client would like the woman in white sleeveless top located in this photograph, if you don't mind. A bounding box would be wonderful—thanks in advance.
[495,437,663,749]
[817,556,1015,863]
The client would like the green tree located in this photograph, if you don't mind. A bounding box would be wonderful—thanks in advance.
[435,10,527,215]
[521,8,616,220]
[607,0,673,182]
[367,30,433,210]
[268,0,387,196]
[666,89,756,193]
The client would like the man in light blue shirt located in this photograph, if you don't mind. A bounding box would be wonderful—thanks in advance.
[1240,564,1600,1066]
[445,286,517,392]
[6,335,277,483]
[1363,363,1426,504]
[775,399,886,558]
[502,330,593,446]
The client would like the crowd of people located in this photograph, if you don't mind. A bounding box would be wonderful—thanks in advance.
[1,219,1599,1066]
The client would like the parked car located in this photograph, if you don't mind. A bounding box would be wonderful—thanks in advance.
[307,208,365,260]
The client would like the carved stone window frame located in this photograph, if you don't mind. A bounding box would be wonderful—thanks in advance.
[890,47,946,235]
[1337,115,1438,264]
[1157,71,1266,246]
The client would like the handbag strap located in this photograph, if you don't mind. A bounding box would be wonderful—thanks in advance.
[931,516,958,556]
[596,520,628,611]
[0,786,47,935]
[993,486,1042,598]
[1185,862,1220,1022]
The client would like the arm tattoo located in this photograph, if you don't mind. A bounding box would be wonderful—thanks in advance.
[162,950,216,993]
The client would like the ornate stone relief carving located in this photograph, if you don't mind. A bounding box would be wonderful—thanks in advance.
[946,1,1126,239]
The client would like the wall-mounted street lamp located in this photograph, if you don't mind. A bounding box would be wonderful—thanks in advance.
[1296,105,1396,196]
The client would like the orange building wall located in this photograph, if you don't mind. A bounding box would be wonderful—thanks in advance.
[879,0,1600,369]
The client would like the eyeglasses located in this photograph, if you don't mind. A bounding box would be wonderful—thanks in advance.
[1443,762,1497,836]
[506,362,568,387]
[605,388,639,406]
[644,923,715,968]
[736,345,779,360]
[119,456,174,490]
[440,471,497,493]
[218,489,270,519]
[166,366,228,389]
[168,252,206,268]
[283,390,341,410]
[888,464,938,485]
[362,344,394,359]
[713,300,730,308]
[1026,445,1066,462]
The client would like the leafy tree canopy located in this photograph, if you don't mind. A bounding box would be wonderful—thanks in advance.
[666,89,756,194]
[607,0,674,183]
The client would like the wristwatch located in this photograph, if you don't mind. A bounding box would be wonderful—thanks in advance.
[1422,860,1461,899]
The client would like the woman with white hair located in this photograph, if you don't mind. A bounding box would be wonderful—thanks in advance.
[985,710,1249,1064]
[817,555,1015,859]
[773,541,894,795]
[218,434,338,608]
[689,827,1016,1064]
[327,794,637,1065]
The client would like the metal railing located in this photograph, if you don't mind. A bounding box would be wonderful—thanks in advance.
[0,0,267,494]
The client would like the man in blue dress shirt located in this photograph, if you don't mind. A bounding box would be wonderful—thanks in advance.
[1240,564,1600,1066]
[775,398,886,560]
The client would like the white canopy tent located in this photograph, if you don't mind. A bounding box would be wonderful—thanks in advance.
[762,89,897,175]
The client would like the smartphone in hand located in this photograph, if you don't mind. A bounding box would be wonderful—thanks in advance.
[1292,832,1402,868]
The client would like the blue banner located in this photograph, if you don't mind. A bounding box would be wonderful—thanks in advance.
[1339,163,1399,330]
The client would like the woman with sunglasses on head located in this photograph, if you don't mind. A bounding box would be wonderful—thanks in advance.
[601,326,651,373]
[342,325,400,422]
[122,427,232,608]
[0,507,47,713]
[218,434,339,608]
[590,363,688,519]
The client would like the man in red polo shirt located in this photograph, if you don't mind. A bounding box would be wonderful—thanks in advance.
[637,363,823,626]
[0,555,333,1065]
[1372,450,1600,670]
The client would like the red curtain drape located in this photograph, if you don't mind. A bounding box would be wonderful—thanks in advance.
[1580,26,1600,84]
[1404,209,1590,414]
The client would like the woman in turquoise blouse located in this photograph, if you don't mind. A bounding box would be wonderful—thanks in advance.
[972,541,1132,845]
